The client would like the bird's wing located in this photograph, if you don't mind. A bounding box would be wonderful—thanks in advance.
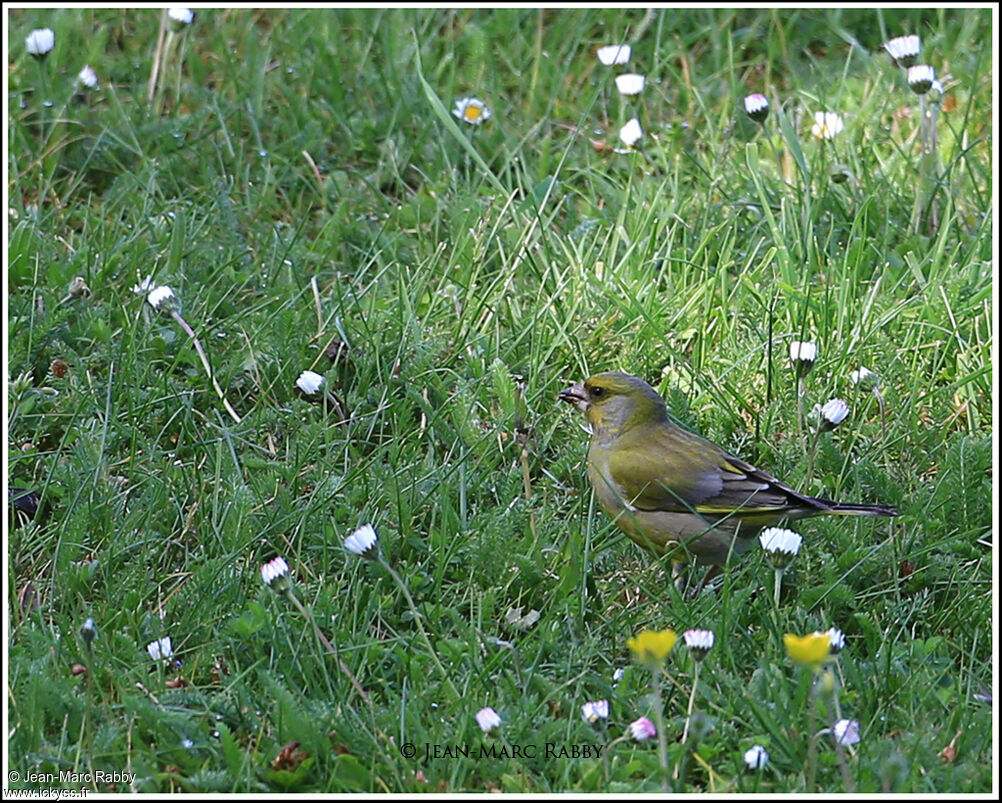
[606,427,824,516]
[711,453,827,514]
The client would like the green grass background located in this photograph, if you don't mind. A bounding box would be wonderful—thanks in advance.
[6,7,994,794]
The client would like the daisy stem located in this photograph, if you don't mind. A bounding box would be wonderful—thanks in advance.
[34,58,50,109]
[806,690,817,792]
[77,641,95,771]
[378,557,461,702]
[821,677,855,792]
[874,387,887,440]
[833,738,855,792]
[173,29,189,112]
[681,662,700,745]
[170,310,242,424]
[147,10,168,104]
[763,121,784,178]
[651,668,672,792]
[796,377,806,440]
[282,587,371,705]
[153,29,177,115]
[773,567,784,607]
[805,427,820,486]
[925,95,940,235]
[915,93,940,236]
[323,388,351,428]
[602,734,628,783]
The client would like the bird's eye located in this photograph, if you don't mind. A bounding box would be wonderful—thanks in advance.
[590,386,604,399]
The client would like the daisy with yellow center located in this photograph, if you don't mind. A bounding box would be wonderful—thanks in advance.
[453,97,491,126]
[811,111,844,140]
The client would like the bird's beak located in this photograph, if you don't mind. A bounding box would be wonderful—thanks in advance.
[558,382,590,413]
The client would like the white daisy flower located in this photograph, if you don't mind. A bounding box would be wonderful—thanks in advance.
[883,35,920,68]
[25,28,55,58]
[824,627,846,655]
[614,73,646,96]
[832,718,861,747]
[79,618,98,646]
[344,523,380,560]
[744,744,769,770]
[811,111,844,140]
[759,527,802,570]
[849,366,878,391]
[683,629,715,662]
[789,340,818,378]
[618,118,643,147]
[820,398,849,430]
[168,8,195,28]
[147,285,181,314]
[597,44,631,66]
[907,65,935,95]
[147,636,173,661]
[452,97,491,126]
[132,275,157,295]
[295,370,325,397]
[77,65,99,90]
[581,699,609,724]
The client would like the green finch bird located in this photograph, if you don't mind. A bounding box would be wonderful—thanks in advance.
[559,372,897,574]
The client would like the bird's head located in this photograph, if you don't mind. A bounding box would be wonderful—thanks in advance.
[559,372,669,435]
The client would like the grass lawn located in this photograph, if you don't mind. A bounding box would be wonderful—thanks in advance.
[5,6,995,794]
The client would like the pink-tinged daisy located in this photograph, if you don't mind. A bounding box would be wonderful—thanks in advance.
[833,718,861,747]
[475,706,502,735]
[628,716,656,742]
[261,556,291,589]
[744,93,769,123]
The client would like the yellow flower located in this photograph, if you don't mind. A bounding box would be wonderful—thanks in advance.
[783,632,831,668]
[627,629,678,664]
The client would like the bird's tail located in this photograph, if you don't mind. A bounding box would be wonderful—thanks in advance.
[825,501,899,518]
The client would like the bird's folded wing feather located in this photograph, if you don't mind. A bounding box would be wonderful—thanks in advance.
[607,428,821,514]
